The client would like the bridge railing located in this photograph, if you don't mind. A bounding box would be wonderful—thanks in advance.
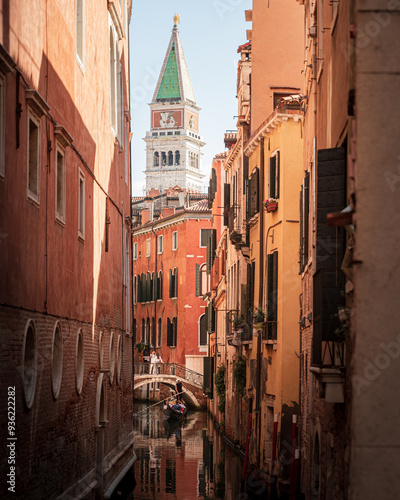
[134,362,203,387]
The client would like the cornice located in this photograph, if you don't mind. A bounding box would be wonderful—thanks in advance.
[244,110,303,157]
[132,210,212,236]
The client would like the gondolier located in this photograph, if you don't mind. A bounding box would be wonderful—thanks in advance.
[175,379,183,401]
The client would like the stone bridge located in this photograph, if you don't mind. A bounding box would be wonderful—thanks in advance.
[134,363,206,408]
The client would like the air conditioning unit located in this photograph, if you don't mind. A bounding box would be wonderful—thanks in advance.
[309,25,317,38]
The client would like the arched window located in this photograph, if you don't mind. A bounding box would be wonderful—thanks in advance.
[154,152,159,167]
[146,317,150,345]
[175,150,180,165]
[22,320,37,409]
[157,318,162,347]
[109,332,115,384]
[146,271,151,302]
[156,271,163,300]
[200,263,207,296]
[52,322,63,399]
[169,268,178,298]
[141,319,145,343]
[195,154,199,169]
[161,152,167,166]
[151,317,156,347]
[168,150,173,166]
[151,271,155,301]
[76,329,84,394]
[199,314,207,346]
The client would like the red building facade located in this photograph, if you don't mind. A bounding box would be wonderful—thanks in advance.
[132,201,211,375]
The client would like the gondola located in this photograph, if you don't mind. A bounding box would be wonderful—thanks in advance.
[163,399,187,422]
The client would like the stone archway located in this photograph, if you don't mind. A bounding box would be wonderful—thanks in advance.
[134,377,203,408]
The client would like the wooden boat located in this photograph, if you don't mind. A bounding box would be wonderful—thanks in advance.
[163,399,186,421]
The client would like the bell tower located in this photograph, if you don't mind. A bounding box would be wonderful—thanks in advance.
[143,16,205,194]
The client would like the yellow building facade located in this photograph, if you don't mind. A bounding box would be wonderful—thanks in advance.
[244,101,303,483]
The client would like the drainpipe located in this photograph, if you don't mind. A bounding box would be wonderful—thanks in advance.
[255,137,265,467]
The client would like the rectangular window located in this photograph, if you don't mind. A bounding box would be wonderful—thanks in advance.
[76,0,85,69]
[55,147,66,222]
[133,242,138,260]
[269,152,280,199]
[158,235,163,254]
[200,229,211,247]
[267,252,278,340]
[146,238,151,257]
[78,169,85,240]
[172,231,178,250]
[27,112,40,203]
[0,72,5,178]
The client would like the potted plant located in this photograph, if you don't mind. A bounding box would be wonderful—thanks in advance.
[229,230,242,244]
[263,198,278,212]
[253,307,265,329]
[233,314,245,333]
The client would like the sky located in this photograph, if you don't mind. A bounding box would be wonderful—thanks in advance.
[129,0,252,196]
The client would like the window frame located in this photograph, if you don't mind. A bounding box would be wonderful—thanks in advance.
[55,143,66,223]
[78,168,85,241]
[27,110,41,205]
[76,0,85,71]
[146,238,151,257]
[158,234,163,254]
[172,231,178,251]
[133,241,138,260]
[269,151,280,200]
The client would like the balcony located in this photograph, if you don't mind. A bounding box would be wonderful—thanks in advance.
[311,267,346,403]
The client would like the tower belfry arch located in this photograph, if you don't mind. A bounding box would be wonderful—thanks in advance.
[143,16,205,195]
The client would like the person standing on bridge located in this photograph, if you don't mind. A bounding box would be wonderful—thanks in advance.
[154,353,163,374]
[150,350,157,374]
[175,379,183,401]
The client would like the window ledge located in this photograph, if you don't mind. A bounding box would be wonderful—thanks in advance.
[27,192,40,208]
[55,216,65,228]
[78,234,85,243]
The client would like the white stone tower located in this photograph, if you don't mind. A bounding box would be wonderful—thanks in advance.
[143,15,205,194]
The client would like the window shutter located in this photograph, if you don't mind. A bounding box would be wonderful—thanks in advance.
[203,357,214,398]
[169,270,173,298]
[299,185,304,272]
[206,236,212,275]
[146,274,151,302]
[205,305,209,332]
[223,183,230,227]
[211,305,215,332]
[196,264,202,296]
[270,156,276,199]
[243,155,249,191]
[276,151,280,199]
[137,275,141,303]
[267,252,278,340]
[249,169,259,218]
[304,171,310,268]
[173,317,177,346]
[141,273,146,302]
[174,269,178,298]
[167,318,172,346]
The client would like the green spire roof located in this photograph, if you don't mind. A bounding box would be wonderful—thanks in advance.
[156,43,181,100]
[152,24,196,104]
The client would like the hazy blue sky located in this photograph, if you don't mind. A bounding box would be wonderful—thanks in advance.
[129,0,252,196]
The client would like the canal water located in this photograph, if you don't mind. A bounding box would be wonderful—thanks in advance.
[112,402,244,499]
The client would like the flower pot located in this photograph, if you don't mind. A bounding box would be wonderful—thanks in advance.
[265,202,278,213]
[254,322,264,330]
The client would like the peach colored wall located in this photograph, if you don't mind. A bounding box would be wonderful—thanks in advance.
[250,0,304,132]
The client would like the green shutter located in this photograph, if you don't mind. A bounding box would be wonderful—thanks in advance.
[270,156,276,199]
[276,151,280,199]
[196,264,201,296]
[206,236,212,275]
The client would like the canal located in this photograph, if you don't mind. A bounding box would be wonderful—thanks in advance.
[111,402,244,499]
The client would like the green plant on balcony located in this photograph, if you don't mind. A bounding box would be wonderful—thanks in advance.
[232,355,247,399]
[215,364,226,414]
[253,307,266,327]
[135,342,149,353]
[232,314,245,332]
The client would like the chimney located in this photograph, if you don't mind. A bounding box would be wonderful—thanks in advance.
[141,208,151,225]
[162,207,175,218]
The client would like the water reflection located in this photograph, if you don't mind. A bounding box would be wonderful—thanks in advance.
[112,402,243,499]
